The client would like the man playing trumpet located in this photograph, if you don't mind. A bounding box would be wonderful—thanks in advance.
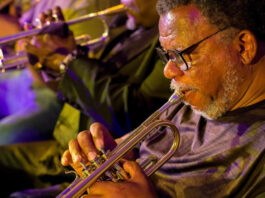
[61,0,265,197]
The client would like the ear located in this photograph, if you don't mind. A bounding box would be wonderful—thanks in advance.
[233,30,257,65]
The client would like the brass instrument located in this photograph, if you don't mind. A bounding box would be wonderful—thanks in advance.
[0,4,126,72]
[57,94,181,198]
[0,4,126,45]
[0,33,96,72]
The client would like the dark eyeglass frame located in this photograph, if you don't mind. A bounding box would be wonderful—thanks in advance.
[156,27,227,71]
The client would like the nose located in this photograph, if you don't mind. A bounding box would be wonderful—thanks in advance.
[163,60,184,79]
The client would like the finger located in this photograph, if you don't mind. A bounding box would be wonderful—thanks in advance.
[89,123,105,150]
[90,123,117,151]
[77,131,98,161]
[123,160,147,183]
[38,12,47,26]
[46,9,55,23]
[23,22,32,30]
[53,6,65,21]
[61,150,73,166]
[61,149,91,176]
[69,138,84,164]
[116,160,130,180]
[47,9,53,16]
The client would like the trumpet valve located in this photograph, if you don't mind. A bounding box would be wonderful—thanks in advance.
[78,149,128,183]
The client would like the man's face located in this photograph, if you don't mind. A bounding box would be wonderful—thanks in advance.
[159,4,246,119]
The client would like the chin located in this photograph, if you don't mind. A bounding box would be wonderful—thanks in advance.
[193,108,217,120]
[182,100,212,120]
[183,98,228,120]
[171,83,231,120]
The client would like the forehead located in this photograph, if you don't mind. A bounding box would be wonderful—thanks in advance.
[159,4,212,49]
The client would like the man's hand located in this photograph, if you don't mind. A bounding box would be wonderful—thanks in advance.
[83,160,158,198]
[61,122,156,198]
[61,122,118,175]
[23,6,77,71]
[26,31,76,71]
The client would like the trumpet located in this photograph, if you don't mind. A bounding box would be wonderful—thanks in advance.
[0,33,98,72]
[57,94,181,198]
[0,4,126,72]
[0,4,127,45]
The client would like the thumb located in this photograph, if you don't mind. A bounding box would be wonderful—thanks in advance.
[123,160,147,183]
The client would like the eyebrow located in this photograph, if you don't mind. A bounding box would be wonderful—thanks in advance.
[162,44,185,52]
[159,35,185,51]
[163,43,192,54]
[180,42,200,53]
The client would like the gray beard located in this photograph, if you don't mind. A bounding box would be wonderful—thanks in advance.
[170,61,241,120]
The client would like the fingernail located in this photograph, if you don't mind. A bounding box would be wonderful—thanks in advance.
[95,139,104,150]
[61,158,66,166]
[88,152,97,161]
[73,155,81,164]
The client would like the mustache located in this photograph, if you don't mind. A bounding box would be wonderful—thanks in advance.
[170,80,197,97]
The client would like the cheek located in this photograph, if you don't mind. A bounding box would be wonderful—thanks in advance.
[191,46,228,94]
[184,90,212,110]
[188,60,221,94]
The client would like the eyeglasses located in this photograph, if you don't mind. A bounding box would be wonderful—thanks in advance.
[156,27,227,71]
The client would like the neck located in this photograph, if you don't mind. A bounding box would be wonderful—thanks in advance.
[232,54,265,110]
